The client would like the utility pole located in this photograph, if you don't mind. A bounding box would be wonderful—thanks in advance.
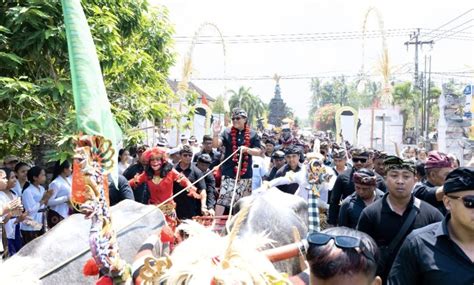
[405,28,434,144]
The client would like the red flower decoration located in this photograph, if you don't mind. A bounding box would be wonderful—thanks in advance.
[230,125,251,176]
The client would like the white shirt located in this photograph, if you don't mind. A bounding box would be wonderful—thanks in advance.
[48,176,72,218]
[21,184,46,231]
[0,190,18,239]
[12,180,23,197]
[118,162,130,175]
[267,165,336,209]
[251,156,268,191]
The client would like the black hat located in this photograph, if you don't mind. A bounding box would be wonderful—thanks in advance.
[444,167,474,194]
[351,147,370,158]
[285,145,302,156]
[384,155,415,174]
[197,153,212,164]
[332,149,347,159]
[272,150,286,159]
[232,108,248,118]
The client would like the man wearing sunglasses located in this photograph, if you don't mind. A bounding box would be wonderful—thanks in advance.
[263,150,286,181]
[304,227,382,285]
[357,156,443,283]
[212,108,262,216]
[389,167,474,285]
[328,148,386,226]
[173,145,207,219]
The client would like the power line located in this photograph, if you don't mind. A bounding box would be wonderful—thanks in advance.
[434,24,474,43]
[428,18,474,42]
[422,8,474,40]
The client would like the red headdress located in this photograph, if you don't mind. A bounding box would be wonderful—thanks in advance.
[142,147,168,164]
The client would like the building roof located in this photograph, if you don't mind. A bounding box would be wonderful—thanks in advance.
[167,79,215,102]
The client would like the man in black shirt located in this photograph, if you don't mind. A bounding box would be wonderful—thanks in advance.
[173,146,207,219]
[264,150,286,181]
[328,147,386,225]
[338,168,384,228]
[413,151,453,215]
[212,108,261,216]
[194,153,217,216]
[123,145,148,203]
[274,145,303,195]
[388,167,474,285]
[108,174,135,206]
[193,135,221,170]
[357,156,443,283]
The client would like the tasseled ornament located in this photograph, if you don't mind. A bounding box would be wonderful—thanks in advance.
[83,258,100,276]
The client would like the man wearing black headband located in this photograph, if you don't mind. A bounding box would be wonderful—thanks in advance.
[389,167,474,285]
[338,168,384,229]
[357,156,443,283]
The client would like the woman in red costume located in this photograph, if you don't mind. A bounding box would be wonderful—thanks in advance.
[129,147,200,239]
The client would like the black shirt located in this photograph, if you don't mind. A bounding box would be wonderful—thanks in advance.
[194,164,217,210]
[173,163,206,219]
[357,193,443,282]
[274,164,302,194]
[122,163,146,203]
[192,149,221,170]
[388,214,474,285]
[413,180,447,215]
[220,127,261,179]
[338,189,384,228]
[108,174,135,207]
[328,168,386,225]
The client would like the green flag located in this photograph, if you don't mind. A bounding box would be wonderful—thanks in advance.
[61,0,122,173]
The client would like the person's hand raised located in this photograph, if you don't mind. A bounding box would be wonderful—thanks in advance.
[212,120,222,136]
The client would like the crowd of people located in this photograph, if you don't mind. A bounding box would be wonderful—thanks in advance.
[1,107,473,284]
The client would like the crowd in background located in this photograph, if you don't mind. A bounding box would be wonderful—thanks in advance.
[1,107,473,284]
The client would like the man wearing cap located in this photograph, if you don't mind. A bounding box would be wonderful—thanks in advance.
[173,145,207,219]
[338,168,384,229]
[413,151,453,215]
[328,147,386,226]
[168,147,181,165]
[3,155,19,171]
[194,153,217,216]
[264,150,286,181]
[332,148,350,176]
[389,167,474,285]
[357,156,443,283]
[188,136,200,155]
[373,150,388,178]
[274,145,304,194]
[212,108,262,216]
[178,134,189,149]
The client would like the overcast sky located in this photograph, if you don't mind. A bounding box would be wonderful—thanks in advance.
[151,0,474,120]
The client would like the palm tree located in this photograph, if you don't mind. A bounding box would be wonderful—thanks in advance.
[393,81,420,140]
[228,86,265,125]
[309,77,322,116]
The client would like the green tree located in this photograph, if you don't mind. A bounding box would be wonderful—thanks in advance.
[211,94,226,114]
[228,86,265,126]
[393,81,421,140]
[0,0,175,160]
[309,77,322,117]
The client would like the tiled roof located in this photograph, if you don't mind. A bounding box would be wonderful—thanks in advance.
[167,79,215,102]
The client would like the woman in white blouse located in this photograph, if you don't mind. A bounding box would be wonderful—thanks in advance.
[20,166,52,244]
[0,168,24,257]
[47,160,72,228]
[118,148,130,175]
